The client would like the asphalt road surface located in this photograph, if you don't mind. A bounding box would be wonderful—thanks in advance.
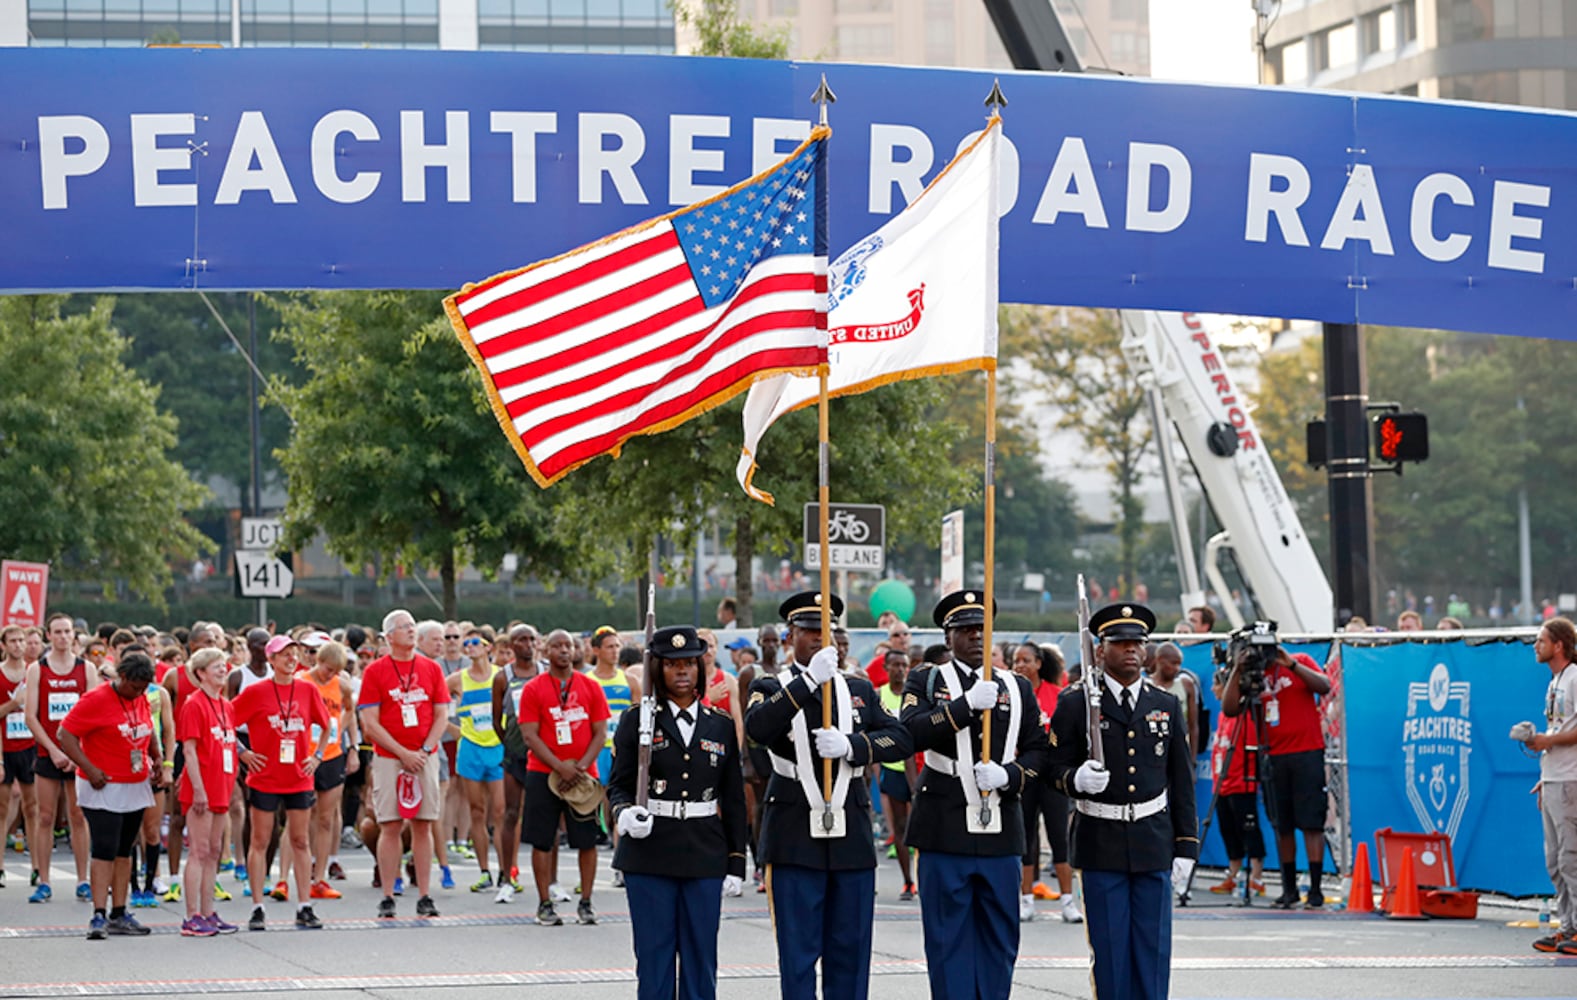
[2,843,1571,999]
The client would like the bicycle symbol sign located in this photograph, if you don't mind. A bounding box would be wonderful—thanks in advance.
[803,504,885,573]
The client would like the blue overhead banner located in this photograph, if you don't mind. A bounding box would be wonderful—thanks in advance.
[3,49,1576,337]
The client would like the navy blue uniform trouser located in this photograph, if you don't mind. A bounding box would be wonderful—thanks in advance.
[917,851,1021,999]
[767,863,876,1000]
[624,873,724,1000]
[1081,868,1172,1000]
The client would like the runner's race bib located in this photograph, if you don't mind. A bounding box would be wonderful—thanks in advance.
[47,692,78,721]
[279,740,296,765]
[5,712,27,740]
[471,706,493,731]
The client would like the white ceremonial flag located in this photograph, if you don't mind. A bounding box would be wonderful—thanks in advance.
[736,117,1001,504]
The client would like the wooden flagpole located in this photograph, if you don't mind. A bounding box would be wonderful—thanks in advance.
[811,74,837,824]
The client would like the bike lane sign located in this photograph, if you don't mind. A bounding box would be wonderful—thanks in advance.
[803,503,885,573]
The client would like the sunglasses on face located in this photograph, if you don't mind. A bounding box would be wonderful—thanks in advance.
[444,634,461,640]
[463,638,485,648]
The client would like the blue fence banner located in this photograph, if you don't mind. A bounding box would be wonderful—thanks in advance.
[1343,638,1546,897]
[3,50,1577,338]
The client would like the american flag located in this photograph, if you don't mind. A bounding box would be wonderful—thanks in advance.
[446,128,829,488]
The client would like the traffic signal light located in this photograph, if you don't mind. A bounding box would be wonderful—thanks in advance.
[1373,412,1428,463]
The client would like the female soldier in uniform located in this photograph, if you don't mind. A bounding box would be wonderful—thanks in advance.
[609,625,747,1000]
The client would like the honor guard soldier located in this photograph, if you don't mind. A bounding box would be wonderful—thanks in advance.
[608,626,747,1000]
[1047,604,1198,1000]
[902,591,1050,1000]
[745,591,913,1000]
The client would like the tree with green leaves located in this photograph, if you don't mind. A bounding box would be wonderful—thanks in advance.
[269,291,565,618]
[1003,305,1150,590]
[671,0,791,59]
[0,296,212,604]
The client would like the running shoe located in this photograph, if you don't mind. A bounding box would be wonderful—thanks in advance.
[1019,893,1036,922]
[1061,897,1084,924]
[494,881,515,904]
[30,882,52,903]
[235,864,248,882]
[327,861,346,881]
[1303,891,1326,910]
[416,895,439,917]
[376,896,396,919]
[75,881,92,900]
[107,913,151,936]
[899,883,916,902]
[1271,891,1301,910]
[1534,930,1570,953]
[310,880,342,900]
[86,913,108,940]
[1032,882,1060,900]
[1249,879,1267,896]
[214,882,233,902]
[470,872,494,893]
[1208,876,1237,895]
[181,914,217,937]
[218,858,235,872]
[576,899,596,925]
[268,880,289,901]
[151,877,168,896]
[163,883,183,903]
[295,905,323,929]
[549,882,572,903]
[1558,939,1577,957]
[440,865,455,890]
[536,900,562,926]
[248,906,266,931]
[452,841,476,860]
[611,870,624,888]
[209,913,240,935]
[339,827,362,850]
[391,877,404,897]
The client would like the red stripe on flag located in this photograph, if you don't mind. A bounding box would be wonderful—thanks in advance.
[457,228,680,328]
[489,271,817,398]
[515,305,823,448]
[535,346,825,480]
[476,260,693,362]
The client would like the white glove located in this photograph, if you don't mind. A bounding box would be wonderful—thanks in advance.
[616,805,654,839]
[1511,720,1537,742]
[973,761,1009,792]
[1074,760,1110,795]
[806,646,840,686]
[1171,857,1195,895]
[814,727,852,761]
[965,679,1000,712]
[722,874,744,897]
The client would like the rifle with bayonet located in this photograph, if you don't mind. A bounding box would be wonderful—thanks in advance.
[635,584,657,808]
[1076,574,1104,767]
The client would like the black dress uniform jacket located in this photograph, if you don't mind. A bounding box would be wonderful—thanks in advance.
[744,665,913,870]
[1045,680,1199,872]
[608,700,748,880]
[902,663,1050,856]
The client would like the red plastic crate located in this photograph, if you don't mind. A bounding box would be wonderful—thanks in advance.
[1374,827,1455,913]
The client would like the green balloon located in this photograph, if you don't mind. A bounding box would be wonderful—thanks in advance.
[867,579,916,624]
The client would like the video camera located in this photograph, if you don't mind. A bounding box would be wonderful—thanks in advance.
[1214,619,1280,699]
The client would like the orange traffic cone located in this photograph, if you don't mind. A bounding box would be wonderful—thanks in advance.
[1387,846,1425,920]
[1348,842,1375,914]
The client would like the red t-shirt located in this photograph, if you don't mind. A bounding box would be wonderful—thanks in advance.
[59,683,154,783]
[865,653,890,689]
[519,671,610,776]
[1211,712,1253,796]
[1261,653,1326,755]
[1,664,34,752]
[177,691,237,811]
[356,654,451,758]
[231,677,331,794]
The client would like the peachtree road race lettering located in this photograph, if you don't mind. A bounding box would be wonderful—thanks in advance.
[829,285,925,345]
[32,111,1553,279]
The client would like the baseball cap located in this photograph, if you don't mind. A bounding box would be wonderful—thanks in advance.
[263,634,297,657]
[298,630,332,649]
[396,771,423,820]
[724,636,754,651]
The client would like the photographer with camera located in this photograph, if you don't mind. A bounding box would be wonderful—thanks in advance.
[1218,622,1331,909]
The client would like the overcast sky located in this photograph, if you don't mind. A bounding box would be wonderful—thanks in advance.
[1148,1,1260,85]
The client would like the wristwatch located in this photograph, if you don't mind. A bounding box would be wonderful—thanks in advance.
[421,744,436,754]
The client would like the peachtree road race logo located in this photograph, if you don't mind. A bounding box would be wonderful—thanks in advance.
[1401,662,1472,839]
[829,285,926,345]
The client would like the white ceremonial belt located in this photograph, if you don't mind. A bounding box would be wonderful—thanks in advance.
[1074,792,1168,822]
[646,798,718,820]
[924,750,960,776]
[770,755,863,780]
